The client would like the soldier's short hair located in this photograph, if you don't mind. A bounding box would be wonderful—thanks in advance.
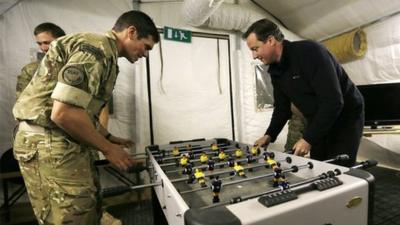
[113,10,160,43]
[34,23,66,38]
[242,19,284,42]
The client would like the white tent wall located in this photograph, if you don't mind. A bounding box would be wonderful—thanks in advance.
[343,13,400,85]
[342,13,400,169]
[0,0,134,156]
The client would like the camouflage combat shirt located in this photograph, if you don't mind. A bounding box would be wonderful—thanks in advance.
[16,61,40,99]
[13,31,119,128]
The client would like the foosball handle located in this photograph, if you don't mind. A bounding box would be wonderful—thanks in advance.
[335,154,350,162]
[127,165,147,173]
[102,186,131,198]
[352,160,378,170]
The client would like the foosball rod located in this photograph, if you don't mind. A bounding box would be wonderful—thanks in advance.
[202,158,378,209]
[102,181,162,198]
[202,168,340,209]
[180,162,313,195]
[152,143,238,159]
[149,142,231,155]
[164,154,289,174]
[94,159,148,173]
[170,161,280,183]
[158,147,265,168]
[158,145,243,163]
[157,146,241,167]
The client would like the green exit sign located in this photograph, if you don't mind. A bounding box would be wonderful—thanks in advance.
[164,26,192,43]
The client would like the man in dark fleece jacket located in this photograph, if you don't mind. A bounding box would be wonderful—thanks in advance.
[243,19,364,167]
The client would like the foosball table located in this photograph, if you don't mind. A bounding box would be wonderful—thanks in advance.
[103,138,375,225]
[145,138,375,225]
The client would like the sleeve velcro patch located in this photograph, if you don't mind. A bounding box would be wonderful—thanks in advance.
[80,43,105,60]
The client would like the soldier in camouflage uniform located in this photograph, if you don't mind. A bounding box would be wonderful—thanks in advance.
[284,103,307,152]
[13,10,159,225]
[16,23,65,99]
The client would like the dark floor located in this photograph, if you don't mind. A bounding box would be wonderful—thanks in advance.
[108,200,154,225]
[1,166,400,225]
[366,166,400,225]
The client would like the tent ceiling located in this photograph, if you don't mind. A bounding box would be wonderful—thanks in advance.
[0,0,19,15]
[1,0,399,40]
[252,0,400,40]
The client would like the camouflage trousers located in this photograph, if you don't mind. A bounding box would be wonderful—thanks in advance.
[13,128,102,225]
[284,114,307,152]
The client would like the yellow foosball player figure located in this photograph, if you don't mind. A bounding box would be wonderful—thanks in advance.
[194,168,207,187]
[263,152,280,169]
[180,154,190,167]
[211,143,219,156]
[235,148,243,158]
[211,176,222,203]
[200,151,209,164]
[211,143,219,151]
[172,146,180,157]
[251,145,260,156]
[218,149,226,161]
[233,162,246,177]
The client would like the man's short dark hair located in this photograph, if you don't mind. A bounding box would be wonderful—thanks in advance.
[113,10,160,43]
[34,23,66,38]
[242,19,284,42]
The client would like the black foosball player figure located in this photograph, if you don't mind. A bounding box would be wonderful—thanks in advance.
[227,155,235,168]
[211,176,222,203]
[208,159,215,171]
[194,168,207,187]
[263,152,280,169]
[200,151,208,164]
[160,149,166,157]
[183,162,193,175]
[279,175,289,190]
[180,153,190,167]
[186,164,196,184]
[188,151,195,160]
[246,154,255,172]
[272,167,289,189]
[187,171,195,184]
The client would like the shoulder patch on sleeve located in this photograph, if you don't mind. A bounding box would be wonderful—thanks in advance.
[80,43,105,60]
[62,65,85,86]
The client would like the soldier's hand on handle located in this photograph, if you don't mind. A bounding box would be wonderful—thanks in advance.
[293,138,311,156]
[103,144,134,171]
[254,134,272,147]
